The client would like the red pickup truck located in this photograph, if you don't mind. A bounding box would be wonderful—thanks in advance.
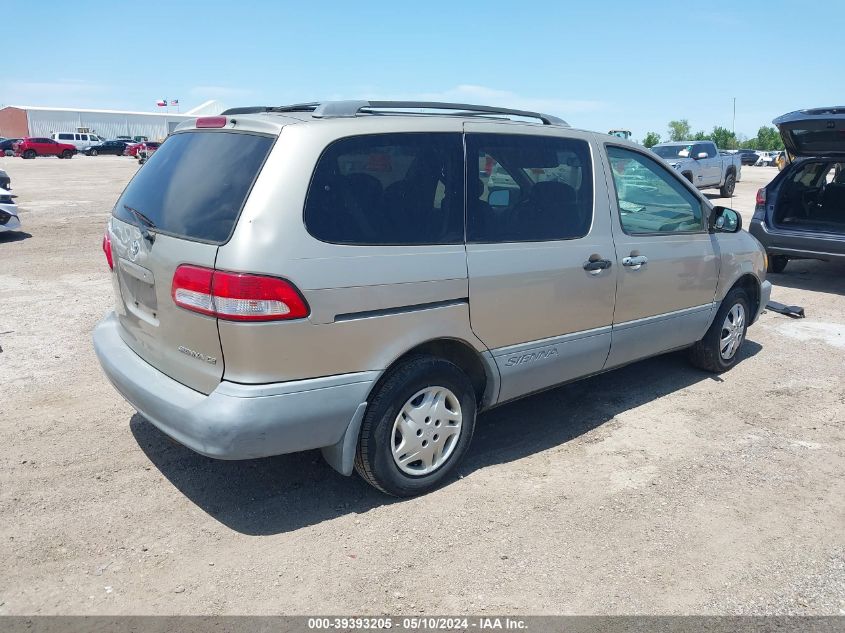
[14,137,77,159]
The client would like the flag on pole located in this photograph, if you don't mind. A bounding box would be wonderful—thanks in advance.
[156,99,167,107]
[171,99,179,106]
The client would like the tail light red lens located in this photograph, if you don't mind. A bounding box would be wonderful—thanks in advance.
[755,188,766,206]
[171,265,309,321]
[102,230,114,270]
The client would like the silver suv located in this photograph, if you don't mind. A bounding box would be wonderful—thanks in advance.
[93,101,771,496]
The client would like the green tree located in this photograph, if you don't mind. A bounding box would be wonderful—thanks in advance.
[667,119,691,141]
[755,126,784,151]
[711,126,738,150]
[691,130,709,141]
[642,131,661,148]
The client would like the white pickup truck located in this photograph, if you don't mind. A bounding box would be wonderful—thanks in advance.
[651,140,741,197]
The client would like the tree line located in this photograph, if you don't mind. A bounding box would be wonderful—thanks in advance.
[641,120,784,151]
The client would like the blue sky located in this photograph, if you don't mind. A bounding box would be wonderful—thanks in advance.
[3,1,841,141]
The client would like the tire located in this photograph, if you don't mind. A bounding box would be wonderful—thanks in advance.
[688,288,750,373]
[720,172,736,197]
[22,149,36,159]
[61,150,73,159]
[354,356,477,497]
[767,254,788,274]
[89,149,98,156]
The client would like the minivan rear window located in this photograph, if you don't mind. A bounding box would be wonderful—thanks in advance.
[304,133,464,245]
[113,131,274,244]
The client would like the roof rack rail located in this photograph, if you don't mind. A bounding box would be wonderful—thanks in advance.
[222,101,568,126]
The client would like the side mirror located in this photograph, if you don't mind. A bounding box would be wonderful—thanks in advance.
[711,206,742,233]
[488,189,511,208]
[696,152,709,159]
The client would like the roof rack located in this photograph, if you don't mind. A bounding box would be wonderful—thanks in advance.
[221,100,568,126]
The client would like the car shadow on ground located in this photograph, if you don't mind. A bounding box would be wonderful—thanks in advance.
[131,341,762,536]
[0,231,32,243]
[767,259,845,297]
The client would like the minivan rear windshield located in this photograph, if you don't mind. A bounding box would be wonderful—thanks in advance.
[112,131,274,243]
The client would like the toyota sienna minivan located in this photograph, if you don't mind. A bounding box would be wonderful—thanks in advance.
[94,100,771,496]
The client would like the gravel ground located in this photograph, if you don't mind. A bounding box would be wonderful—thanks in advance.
[0,157,842,615]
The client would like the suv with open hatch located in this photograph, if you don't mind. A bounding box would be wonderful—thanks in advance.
[93,101,771,497]
[750,106,845,272]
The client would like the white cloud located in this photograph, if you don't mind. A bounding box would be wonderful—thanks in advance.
[3,79,111,107]
[190,85,254,100]
[412,85,607,118]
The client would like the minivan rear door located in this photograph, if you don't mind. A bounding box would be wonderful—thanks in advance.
[108,130,275,394]
[774,107,845,157]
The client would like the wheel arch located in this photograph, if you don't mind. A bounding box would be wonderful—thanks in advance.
[369,337,497,409]
[726,273,761,318]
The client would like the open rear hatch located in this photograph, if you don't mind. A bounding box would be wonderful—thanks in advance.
[107,130,274,394]
[774,107,845,157]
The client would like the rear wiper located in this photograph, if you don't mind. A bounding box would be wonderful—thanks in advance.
[123,204,156,244]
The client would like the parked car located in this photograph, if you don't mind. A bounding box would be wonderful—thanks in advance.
[651,141,742,196]
[750,106,845,273]
[13,137,76,159]
[0,168,10,190]
[93,100,771,497]
[124,141,160,157]
[0,188,21,233]
[0,138,21,156]
[51,132,105,153]
[136,142,158,164]
[85,140,131,156]
[737,149,760,166]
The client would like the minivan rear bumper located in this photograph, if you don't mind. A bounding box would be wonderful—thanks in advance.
[93,312,375,460]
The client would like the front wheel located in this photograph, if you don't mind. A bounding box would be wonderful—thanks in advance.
[22,149,36,159]
[688,288,750,373]
[720,172,736,197]
[89,149,98,156]
[354,356,477,497]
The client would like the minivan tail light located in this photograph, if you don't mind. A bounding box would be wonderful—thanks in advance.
[102,230,114,270]
[196,116,227,128]
[755,188,766,206]
[171,265,309,321]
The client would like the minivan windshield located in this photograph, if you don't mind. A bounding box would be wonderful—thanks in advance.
[651,144,691,159]
[112,131,274,243]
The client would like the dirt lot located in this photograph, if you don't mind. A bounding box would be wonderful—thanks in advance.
[0,156,842,615]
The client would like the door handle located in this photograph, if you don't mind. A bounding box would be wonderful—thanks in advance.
[622,255,648,269]
[583,256,612,273]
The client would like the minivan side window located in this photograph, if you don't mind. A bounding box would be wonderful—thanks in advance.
[467,134,593,243]
[607,146,704,234]
[58,133,73,140]
[304,133,464,245]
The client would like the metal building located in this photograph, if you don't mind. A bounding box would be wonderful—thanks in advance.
[0,100,224,141]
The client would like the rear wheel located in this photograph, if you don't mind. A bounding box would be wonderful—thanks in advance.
[354,356,477,497]
[22,149,36,159]
[767,254,788,273]
[720,172,736,197]
[688,288,750,373]
[61,150,73,159]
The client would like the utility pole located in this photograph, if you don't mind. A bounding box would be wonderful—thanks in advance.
[732,97,736,136]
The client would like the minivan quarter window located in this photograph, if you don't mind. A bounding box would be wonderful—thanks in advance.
[467,133,593,243]
[304,132,464,246]
[607,145,704,235]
